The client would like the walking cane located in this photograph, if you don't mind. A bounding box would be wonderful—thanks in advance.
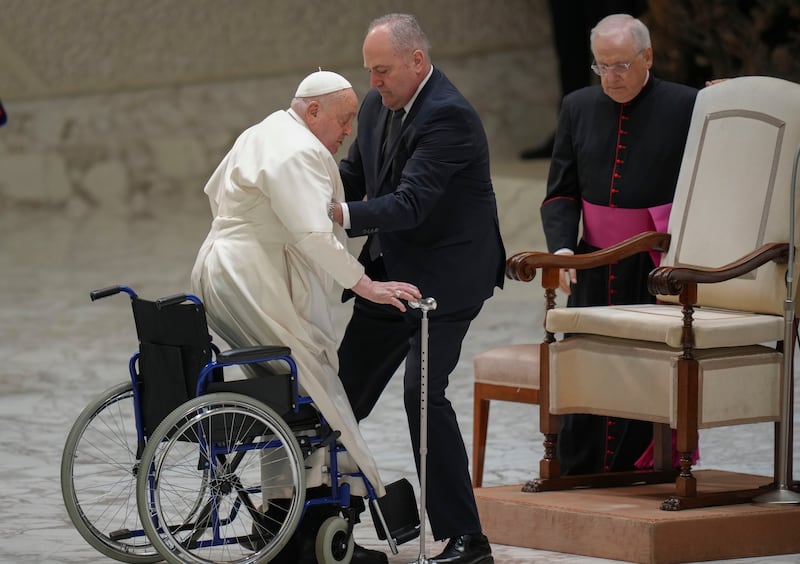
[408,297,437,564]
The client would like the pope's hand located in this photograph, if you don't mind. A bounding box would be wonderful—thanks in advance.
[351,275,421,312]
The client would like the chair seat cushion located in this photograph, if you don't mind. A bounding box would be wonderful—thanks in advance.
[474,344,539,388]
[545,303,783,348]
[549,335,782,428]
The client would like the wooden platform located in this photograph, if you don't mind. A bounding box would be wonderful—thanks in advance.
[475,470,800,564]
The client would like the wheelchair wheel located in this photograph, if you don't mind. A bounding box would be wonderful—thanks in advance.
[137,392,306,564]
[60,381,161,563]
[315,516,354,564]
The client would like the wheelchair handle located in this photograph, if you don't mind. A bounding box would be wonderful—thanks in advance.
[90,285,137,301]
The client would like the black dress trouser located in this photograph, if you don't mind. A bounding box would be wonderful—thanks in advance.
[338,292,483,541]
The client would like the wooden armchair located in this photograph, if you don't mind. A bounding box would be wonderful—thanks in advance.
[506,76,800,510]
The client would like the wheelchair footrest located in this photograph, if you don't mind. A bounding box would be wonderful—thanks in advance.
[370,478,420,545]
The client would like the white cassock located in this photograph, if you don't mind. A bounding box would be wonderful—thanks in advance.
[190,108,385,497]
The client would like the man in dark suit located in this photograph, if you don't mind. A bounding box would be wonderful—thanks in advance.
[329,12,505,564]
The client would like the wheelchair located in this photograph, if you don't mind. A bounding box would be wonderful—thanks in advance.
[61,285,419,564]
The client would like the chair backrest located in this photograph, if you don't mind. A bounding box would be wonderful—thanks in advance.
[659,76,800,315]
[131,297,215,436]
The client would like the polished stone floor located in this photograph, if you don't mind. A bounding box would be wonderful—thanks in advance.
[1,160,798,563]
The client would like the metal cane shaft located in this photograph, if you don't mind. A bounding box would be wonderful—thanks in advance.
[407,297,437,563]
[418,311,429,560]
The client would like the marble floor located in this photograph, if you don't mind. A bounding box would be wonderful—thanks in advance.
[1,159,798,563]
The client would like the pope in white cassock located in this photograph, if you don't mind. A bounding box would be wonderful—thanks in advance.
[190,71,420,500]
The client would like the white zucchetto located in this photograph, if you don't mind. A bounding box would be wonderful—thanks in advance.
[295,70,353,98]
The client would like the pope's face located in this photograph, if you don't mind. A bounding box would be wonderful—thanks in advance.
[592,34,652,104]
[363,25,424,111]
[310,89,358,154]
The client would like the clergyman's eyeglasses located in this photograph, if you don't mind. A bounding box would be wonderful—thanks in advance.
[591,51,644,76]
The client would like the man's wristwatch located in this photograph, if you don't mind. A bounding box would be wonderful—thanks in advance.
[327,201,335,220]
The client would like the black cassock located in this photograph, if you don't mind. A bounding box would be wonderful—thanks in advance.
[541,76,697,475]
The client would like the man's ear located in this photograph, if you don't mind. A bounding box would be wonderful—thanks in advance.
[643,46,654,70]
[306,100,320,120]
[412,49,424,71]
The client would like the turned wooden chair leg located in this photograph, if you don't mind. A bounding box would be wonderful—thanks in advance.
[676,452,698,497]
[676,353,699,497]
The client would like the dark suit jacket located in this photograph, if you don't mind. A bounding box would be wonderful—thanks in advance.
[339,67,505,314]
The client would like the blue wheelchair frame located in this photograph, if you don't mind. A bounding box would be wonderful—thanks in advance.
[87,284,394,561]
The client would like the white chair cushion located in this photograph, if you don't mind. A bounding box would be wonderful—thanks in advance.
[549,335,782,428]
[545,303,783,349]
[474,344,540,389]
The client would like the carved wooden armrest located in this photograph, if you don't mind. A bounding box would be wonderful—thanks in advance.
[648,242,790,296]
[506,231,672,285]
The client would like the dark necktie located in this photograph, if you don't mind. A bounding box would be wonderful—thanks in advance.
[370,109,405,261]
[381,108,405,161]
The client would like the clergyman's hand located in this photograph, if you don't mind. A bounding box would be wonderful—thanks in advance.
[554,248,576,296]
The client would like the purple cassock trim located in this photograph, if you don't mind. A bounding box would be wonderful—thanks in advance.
[635,429,700,470]
[582,200,672,267]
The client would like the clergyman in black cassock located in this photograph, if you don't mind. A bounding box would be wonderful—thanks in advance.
[541,14,698,476]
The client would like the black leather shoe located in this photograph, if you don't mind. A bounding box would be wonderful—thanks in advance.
[351,543,389,564]
[428,533,494,564]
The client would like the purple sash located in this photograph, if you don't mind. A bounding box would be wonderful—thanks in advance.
[582,200,671,266]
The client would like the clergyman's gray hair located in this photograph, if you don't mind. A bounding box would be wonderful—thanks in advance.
[590,14,651,52]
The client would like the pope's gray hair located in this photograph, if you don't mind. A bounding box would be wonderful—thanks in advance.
[590,14,651,52]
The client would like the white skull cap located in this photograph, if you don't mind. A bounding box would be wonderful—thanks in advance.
[295,70,352,97]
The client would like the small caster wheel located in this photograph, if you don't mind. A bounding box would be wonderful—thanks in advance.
[315,516,354,564]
